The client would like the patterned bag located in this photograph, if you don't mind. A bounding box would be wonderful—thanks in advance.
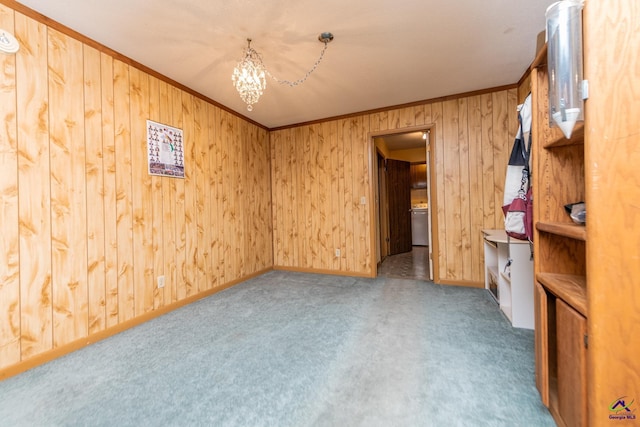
[502,93,533,242]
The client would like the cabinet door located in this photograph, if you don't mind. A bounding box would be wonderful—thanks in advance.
[410,163,427,188]
[534,282,549,406]
[556,299,587,427]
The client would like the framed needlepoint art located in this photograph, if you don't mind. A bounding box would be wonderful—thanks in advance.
[146,120,185,178]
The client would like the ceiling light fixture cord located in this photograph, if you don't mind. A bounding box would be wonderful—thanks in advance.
[265,41,330,87]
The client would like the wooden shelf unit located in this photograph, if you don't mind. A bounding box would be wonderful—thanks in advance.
[532,36,588,427]
[531,2,640,425]
[482,229,534,330]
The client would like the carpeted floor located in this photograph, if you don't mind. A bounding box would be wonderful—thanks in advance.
[0,271,554,426]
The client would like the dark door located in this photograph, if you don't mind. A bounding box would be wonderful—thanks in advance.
[386,159,412,255]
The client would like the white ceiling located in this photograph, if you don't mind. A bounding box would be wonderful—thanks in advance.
[15,0,554,129]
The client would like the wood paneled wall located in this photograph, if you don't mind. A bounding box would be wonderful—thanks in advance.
[271,118,372,275]
[0,5,272,373]
[271,90,518,283]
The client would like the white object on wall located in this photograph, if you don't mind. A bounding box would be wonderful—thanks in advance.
[0,29,19,53]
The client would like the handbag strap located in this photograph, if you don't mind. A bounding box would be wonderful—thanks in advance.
[518,112,532,175]
[516,112,533,196]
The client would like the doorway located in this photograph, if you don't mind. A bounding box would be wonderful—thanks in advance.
[372,127,435,281]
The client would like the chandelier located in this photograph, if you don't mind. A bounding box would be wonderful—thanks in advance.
[232,32,334,111]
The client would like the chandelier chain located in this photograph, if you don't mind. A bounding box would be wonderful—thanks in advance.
[265,42,330,87]
[232,33,333,111]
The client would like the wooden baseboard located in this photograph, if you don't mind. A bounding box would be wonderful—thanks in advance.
[273,265,376,278]
[0,267,272,382]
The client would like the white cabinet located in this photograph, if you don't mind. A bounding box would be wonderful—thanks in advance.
[482,229,534,329]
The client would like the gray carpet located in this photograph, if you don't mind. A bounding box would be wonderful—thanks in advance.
[0,271,554,426]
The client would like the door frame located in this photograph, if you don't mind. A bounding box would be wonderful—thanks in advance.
[369,125,439,281]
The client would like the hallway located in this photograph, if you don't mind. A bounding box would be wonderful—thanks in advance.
[377,246,430,281]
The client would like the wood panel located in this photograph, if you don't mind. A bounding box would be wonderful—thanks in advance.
[296,126,308,268]
[480,93,496,229]
[148,76,165,309]
[353,116,370,272]
[303,125,313,268]
[113,59,134,322]
[457,98,471,281]
[238,117,249,276]
[16,12,52,358]
[491,91,510,229]
[269,130,281,265]
[467,96,484,282]
[193,97,209,293]
[0,3,20,368]
[556,299,587,427]
[316,123,329,269]
[211,105,224,286]
[48,29,89,347]
[248,124,271,272]
[83,45,106,335]
[159,80,176,305]
[100,52,118,328]
[308,124,319,269]
[326,121,340,271]
[339,119,354,271]
[181,91,196,297]
[277,128,287,266]
[171,86,186,301]
[129,67,154,315]
[220,109,233,282]
[442,99,461,280]
[431,102,446,281]
[206,103,220,288]
[288,128,298,267]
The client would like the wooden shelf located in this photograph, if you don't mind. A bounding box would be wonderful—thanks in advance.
[543,122,585,148]
[537,272,587,317]
[536,221,586,241]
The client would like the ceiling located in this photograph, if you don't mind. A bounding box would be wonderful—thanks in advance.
[377,131,427,152]
[15,0,554,129]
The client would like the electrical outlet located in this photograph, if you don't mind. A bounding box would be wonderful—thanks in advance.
[360,196,366,205]
[335,249,341,257]
[157,276,165,288]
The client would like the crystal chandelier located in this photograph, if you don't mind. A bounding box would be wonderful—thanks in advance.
[231,39,266,112]
[232,32,334,111]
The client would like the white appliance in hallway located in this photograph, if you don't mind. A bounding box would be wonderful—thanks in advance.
[411,204,429,246]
